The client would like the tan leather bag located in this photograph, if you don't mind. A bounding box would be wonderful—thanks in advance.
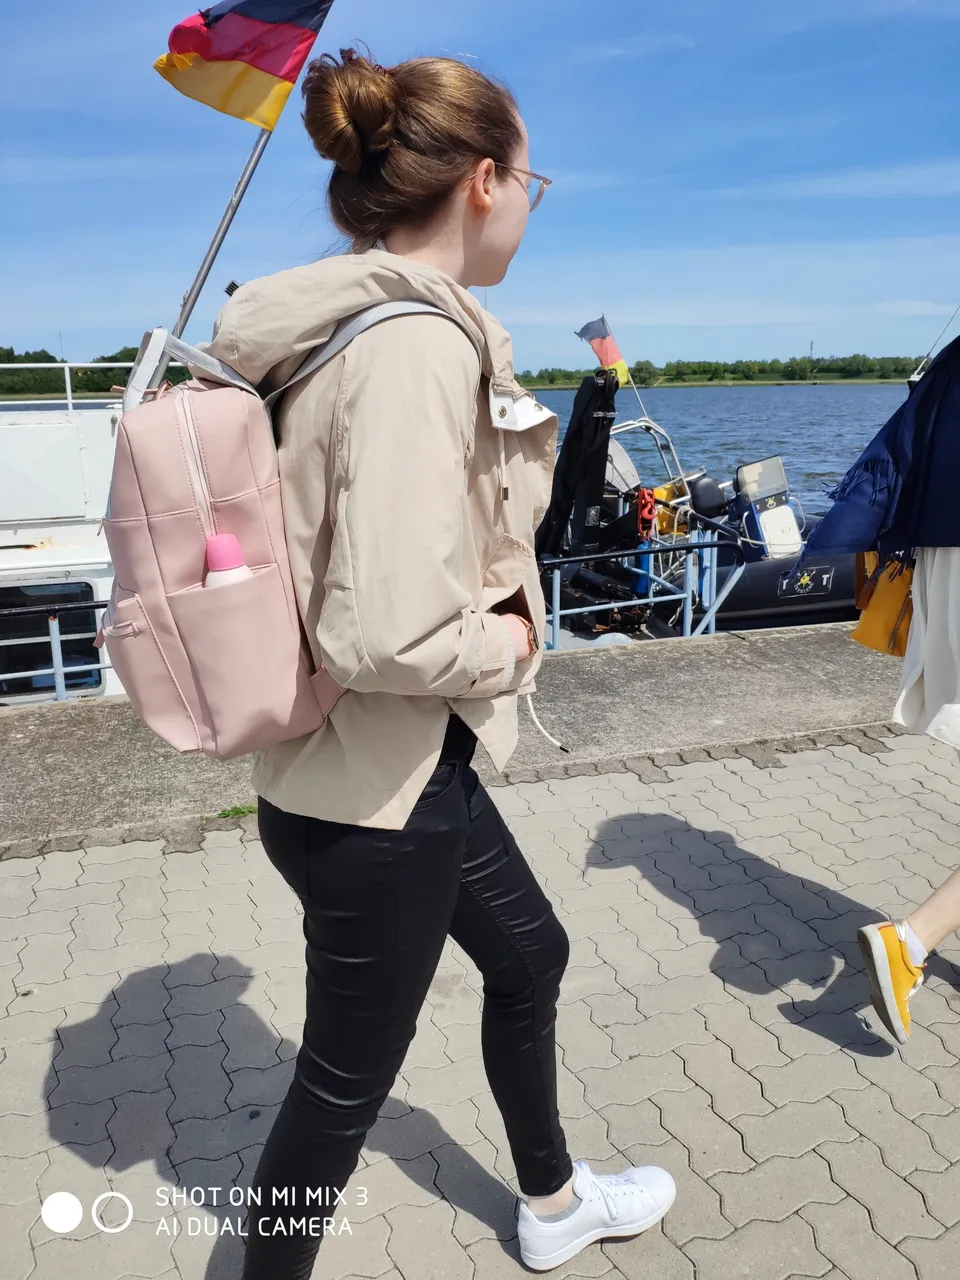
[851,552,913,658]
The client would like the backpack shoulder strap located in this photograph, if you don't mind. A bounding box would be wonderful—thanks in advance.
[123,302,480,415]
[163,332,258,393]
[263,300,481,409]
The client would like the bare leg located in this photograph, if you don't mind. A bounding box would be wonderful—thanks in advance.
[907,866,960,952]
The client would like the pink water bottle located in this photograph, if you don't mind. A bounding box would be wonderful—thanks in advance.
[204,534,254,589]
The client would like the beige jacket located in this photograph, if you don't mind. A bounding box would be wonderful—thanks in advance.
[200,249,559,828]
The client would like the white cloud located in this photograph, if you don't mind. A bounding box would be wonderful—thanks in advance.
[576,32,696,61]
[489,233,960,362]
[718,160,960,200]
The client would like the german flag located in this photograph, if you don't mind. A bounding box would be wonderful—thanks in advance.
[155,1,335,131]
[575,316,630,388]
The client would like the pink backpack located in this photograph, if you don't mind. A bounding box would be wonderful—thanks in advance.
[97,301,457,759]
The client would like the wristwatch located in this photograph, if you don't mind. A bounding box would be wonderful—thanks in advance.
[519,616,539,657]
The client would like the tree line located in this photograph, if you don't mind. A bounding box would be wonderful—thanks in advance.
[518,353,923,387]
[0,346,189,395]
[1,344,923,395]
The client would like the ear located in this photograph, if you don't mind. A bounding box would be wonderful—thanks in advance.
[465,158,496,215]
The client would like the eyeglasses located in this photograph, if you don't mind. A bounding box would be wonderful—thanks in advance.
[498,164,552,212]
[464,162,552,212]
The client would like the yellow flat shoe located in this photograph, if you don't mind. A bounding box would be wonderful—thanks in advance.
[858,922,925,1045]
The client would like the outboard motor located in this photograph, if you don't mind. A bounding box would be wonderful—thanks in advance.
[688,476,728,520]
[729,456,803,560]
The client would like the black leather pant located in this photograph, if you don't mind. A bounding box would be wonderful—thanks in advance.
[241,717,573,1280]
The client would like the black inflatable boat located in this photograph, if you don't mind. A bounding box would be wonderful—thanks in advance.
[535,371,857,646]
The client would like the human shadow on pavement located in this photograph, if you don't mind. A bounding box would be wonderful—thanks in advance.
[44,956,517,1280]
[589,811,906,1057]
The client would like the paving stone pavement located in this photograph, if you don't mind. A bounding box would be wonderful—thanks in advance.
[2,730,960,1280]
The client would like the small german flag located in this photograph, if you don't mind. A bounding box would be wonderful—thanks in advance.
[575,316,630,388]
[155,1,335,131]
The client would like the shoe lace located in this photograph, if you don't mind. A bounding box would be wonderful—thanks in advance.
[582,1166,638,1223]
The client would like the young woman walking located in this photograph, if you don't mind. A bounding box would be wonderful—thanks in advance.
[800,335,960,1046]
[200,48,675,1279]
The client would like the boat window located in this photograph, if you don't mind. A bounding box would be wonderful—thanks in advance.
[0,581,102,698]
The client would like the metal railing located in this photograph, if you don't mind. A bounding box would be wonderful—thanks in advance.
[539,520,746,650]
[0,360,185,411]
[1,540,749,698]
[0,599,111,700]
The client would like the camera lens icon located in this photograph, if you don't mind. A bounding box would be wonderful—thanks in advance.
[41,1191,134,1234]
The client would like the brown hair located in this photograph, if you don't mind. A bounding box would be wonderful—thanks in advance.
[302,47,523,250]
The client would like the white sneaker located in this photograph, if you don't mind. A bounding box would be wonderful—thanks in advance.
[517,1158,677,1272]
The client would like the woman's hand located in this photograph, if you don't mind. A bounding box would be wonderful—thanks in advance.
[501,613,534,662]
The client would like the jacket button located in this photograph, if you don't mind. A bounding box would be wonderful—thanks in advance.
[498,405,508,419]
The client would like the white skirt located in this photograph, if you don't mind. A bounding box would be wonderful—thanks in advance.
[894,545,960,747]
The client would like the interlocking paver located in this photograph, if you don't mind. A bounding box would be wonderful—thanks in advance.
[35,1139,113,1239]
[579,1051,688,1109]
[0,1151,47,1205]
[854,1047,953,1118]
[656,1083,754,1178]
[818,1136,943,1244]
[631,973,732,1017]
[556,1000,619,1071]
[800,1198,916,1280]
[676,1040,772,1120]
[734,1098,857,1161]
[710,1150,843,1226]
[915,1109,960,1162]
[601,1228,693,1279]
[701,998,789,1069]
[387,1199,472,1278]
[16,931,73,988]
[1,1200,40,1280]
[833,1082,949,1176]
[0,1039,57,1115]
[594,926,669,987]
[606,1008,712,1061]
[432,1137,520,1245]
[625,1134,733,1246]
[685,1216,831,1279]
[753,1049,867,1104]
[899,1223,960,1280]
[404,1053,489,1108]
[908,1161,960,1229]
[8,735,960,1278]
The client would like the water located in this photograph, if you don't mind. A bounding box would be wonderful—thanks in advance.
[5,384,908,518]
[535,383,907,517]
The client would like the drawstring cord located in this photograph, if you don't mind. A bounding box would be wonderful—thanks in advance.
[526,693,568,752]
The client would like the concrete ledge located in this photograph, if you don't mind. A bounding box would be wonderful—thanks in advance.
[1,621,903,852]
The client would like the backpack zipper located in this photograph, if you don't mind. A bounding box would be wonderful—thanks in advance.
[179,389,216,539]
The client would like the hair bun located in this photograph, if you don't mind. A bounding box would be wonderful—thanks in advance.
[302,48,398,174]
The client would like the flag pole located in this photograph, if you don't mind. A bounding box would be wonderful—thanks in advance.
[601,313,648,418]
[172,126,272,338]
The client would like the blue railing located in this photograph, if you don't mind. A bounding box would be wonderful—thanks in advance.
[0,599,111,700]
[539,519,746,650]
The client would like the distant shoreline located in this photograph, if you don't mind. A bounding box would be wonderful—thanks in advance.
[0,379,909,401]
[519,378,909,391]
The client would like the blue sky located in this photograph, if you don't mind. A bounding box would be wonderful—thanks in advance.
[3,0,959,368]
